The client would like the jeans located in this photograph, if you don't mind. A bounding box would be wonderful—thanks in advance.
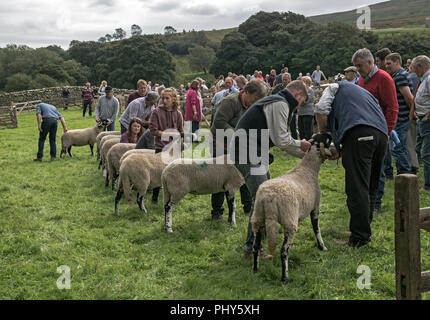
[106,121,116,132]
[83,101,92,117]
[376,121,412,208]
[342,125,387,244]
[192,121,200,142]
[37,120,58,158]
[298,115,313,140]
[416,119,430,190]
[234,162,271,252]
[383,148,394,179]
[391,120,411,175]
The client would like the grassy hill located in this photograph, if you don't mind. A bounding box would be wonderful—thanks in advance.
[308,0,430,29]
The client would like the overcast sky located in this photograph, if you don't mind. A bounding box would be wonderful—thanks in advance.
[0,0,385,48]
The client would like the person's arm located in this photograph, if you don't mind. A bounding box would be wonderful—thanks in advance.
[213,98,236,131]
[264,101,310,157]
[60,117,68,133]
[190,91,199,121]
[36,113,42,132]
[149,111,162,137]
[314,84,338,130]
[322,71,327,81]
[95,98,101,121]
[381,78,399,136]
[110,99,120,124]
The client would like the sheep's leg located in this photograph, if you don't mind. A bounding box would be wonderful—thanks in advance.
[112,173,118,190]
[137,194,147,215]
[114,189,123,215]
[68,147,72,157]
[60,148,65,158]
[164,201,175,233]
[226,192,237,227]
[98,160,102,170]
[90,144,94,157]
[310,210,327,251]
[253,228,263,272]
[281,235,290,283]
[105,172,109,187]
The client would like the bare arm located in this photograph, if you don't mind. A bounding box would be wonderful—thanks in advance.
[37,114,42,132]
[60,117,68,133]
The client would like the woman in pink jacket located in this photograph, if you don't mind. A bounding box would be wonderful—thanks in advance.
[185,80,201,142]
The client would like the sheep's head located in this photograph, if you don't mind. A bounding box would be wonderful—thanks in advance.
[309,133,333,162]
[96,119,109,130]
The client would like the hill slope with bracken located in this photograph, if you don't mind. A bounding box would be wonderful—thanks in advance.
[308,0,430,29]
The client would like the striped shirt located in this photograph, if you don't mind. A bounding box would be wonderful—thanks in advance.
[82,88,94,102]
[392,68,412,122]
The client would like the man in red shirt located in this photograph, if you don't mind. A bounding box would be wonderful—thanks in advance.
[127,79,148,105]
[353,48,398,216]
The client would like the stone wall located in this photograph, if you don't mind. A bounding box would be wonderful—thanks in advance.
[0,86,134,110]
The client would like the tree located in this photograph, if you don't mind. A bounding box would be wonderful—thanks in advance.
[98,37,107,43]
[113,28,127,40]
[33,74,58,88]
[5,73,34,92]
[188,46,216,74]
[131,24,143,37]
[105,34,113,42]
[164,26,177,34]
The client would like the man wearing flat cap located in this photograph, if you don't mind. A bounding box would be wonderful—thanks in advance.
[95,86,119,131]
[344,66,359,84]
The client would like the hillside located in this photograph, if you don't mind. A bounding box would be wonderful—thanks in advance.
[308,0,430,29]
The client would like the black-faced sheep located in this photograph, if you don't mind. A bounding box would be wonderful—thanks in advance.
[60,122,107,157]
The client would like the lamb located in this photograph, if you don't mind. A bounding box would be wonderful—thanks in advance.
[60,122,107,157]
[96,131,121,160]
[106,144,155,190]
[119,149,156,166]
[161,155,244,233]
[114,149,178,216]
[98,135,121,170]
[100,138,121,176]
[251,142,331,283]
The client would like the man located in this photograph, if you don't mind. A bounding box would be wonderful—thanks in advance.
[229,80,311,258]
[272,72,291,94]
[344,66,359,84]
[211,77,239,109]
[353,48,398,214]
[34,103,68,162]
[119,92,158,134]
[95,86,119,131]
[62,86,70,110]
[375,48,392,71]
[385,52,414,176]
[311,65,327,86]
[235,75,248,90]
[315,82,388,247]
[210,79,267,221]
[127,79,148,105]
[250,70,259,80]
[275,67,289,86]
[82,82,94,117]
[411,55,430,191]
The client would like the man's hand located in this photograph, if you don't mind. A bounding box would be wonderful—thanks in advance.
[328,146,340,160]
[409,111,417,120]
[192,113,198,121]
[38,125,43,133]
[300,139,311,152]
[63,128,68,133]
[96,117,101,123]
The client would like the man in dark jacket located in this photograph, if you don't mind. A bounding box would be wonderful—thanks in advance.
[210,79,267,221]
[315,82,388,247]
[229,80,310,258]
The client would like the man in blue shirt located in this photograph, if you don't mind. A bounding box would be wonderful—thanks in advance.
[315,82,388,247]
[34,103,68,161]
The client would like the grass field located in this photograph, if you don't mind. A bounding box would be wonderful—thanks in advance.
[1,106,429,300]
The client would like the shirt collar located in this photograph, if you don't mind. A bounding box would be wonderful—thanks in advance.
[364,65,379,82]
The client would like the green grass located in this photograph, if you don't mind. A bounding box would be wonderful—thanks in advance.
[1,106,430,300]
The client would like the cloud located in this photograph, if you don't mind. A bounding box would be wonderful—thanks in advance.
[181,4,221,16]
[146,0,182,12]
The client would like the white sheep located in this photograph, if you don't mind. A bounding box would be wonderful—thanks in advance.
[251,143,331,283]
[161,155,244,233]
[60,122,106,157]
[114,149,177,216]
[100,138,121,176]
[119,148,156,166]
[96,131,121,160]
[98,135,121,170]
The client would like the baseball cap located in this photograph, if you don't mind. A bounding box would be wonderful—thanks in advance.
[344,66,357,73]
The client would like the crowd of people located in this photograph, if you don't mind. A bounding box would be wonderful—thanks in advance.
[34,48,430,254]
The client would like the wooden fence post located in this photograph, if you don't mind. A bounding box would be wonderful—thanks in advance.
[395,174,422,300]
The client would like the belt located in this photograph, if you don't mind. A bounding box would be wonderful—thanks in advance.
[42,117,58,121]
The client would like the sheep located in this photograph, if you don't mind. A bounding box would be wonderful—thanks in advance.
[161,155,245,233]
[114,149,178,216]
[251,142,331,283]
[60,122,107,157]
[98,135,121,170]
[96,131,121,160]
[119,148,156,166]
[100,138,121,176]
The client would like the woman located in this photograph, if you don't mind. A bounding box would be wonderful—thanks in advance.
[185,80,201,142]
[149,88,184,203]
[120,118,144,143]
[298,76,315,140]
[98,81,108,96]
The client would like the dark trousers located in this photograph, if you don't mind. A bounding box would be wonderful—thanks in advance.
[120,123,127,135]
[37,120,58,159]
[192,121,200,142]
[290,111,298,140]
[341,125,387,245]
[298,115,314,140]
[152,148,163,202]
[83,101,92,117]
[211,185,252,215]
[235,163,271,252]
